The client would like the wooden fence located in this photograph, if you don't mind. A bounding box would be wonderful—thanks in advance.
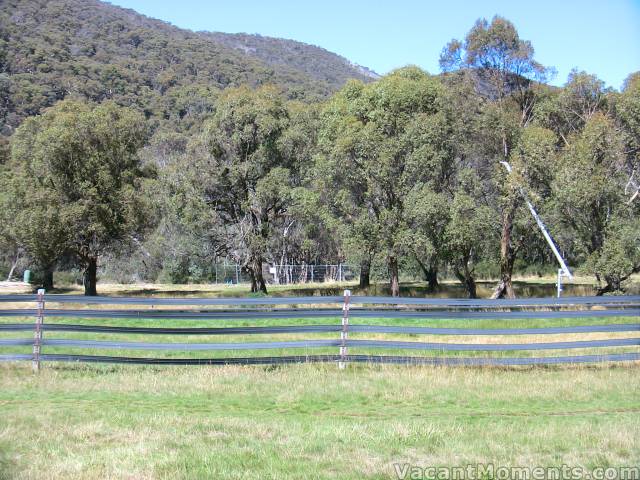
[0,291,639,368]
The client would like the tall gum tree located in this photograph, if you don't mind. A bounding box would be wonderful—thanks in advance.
[9,100,149,295]
[614,72,640,192]
[191,85,300,294]
[536,70,639,294]
[318,67,447,296]
[552,113,636,294]
[444,189,495,299]
[536,70,610,147]
[440,16,552,298]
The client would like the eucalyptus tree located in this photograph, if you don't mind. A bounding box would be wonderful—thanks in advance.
[318,67,448,296]
[440,15,550,123]
[534,70,639,293]
[404,187,449,291]
[614,72,640,180]
[618,72,640,141]
[440,16,553,298]
[488,125,559,297]
[0,168,69,289]
[0,166,23,281]
[551,112,637,294]
[186,85,305,293]
[536,70,610,146]
[585,216,640,294]
[444,190,495,298]
[269,102,342,274]
[9,100,149,295]
[142,129,221,283]
[402,102,456,291]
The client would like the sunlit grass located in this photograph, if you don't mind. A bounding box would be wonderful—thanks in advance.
[0,362,639,479]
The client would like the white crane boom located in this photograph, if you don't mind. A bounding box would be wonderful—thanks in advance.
[500,161,573,280]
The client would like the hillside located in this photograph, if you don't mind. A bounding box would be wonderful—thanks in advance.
[0,0,378,139]
[203,32,380,86]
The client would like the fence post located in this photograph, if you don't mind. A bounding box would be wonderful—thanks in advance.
[32,288,45,372]
[556,268,564,298]
[339,289,351,369]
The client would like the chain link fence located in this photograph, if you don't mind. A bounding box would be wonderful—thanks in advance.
[209,263,358,285]
[267,264,358,285]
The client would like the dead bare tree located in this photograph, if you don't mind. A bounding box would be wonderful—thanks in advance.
[625,171,639,205]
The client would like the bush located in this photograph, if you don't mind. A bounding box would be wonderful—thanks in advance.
[473,260,500,280]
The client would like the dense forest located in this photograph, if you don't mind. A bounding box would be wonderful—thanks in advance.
[0,1,638,297]
[0,0,376,143]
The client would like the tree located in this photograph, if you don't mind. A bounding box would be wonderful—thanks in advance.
[618,73,640,145]
[1,171,69,289]
[551,113,632,294]
[585,217,640,294]
[186,85,299,293]
[440,15,550,105]
[0,165,23,281]
[444,189,495,298]
[318,67,447,296]
[487,125,558,297]
[536,70,610,146]
[614,72,640,181]
[440,16,552,298]
[271,102,343,279]
[3,112,75,289]
[404,187,449,292]
[139,128,221,284]
[10,99,149,295]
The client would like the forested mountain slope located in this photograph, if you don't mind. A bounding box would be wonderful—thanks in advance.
[0,0,377,139]
[203,32,379,86]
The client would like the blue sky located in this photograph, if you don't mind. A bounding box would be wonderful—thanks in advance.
[109,0,640,90]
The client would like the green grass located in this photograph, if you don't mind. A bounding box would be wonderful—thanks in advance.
[0,362,639,479]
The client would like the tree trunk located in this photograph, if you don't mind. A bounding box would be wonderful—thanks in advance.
[249,256,267,294]
[42,268,54,291]
[466,275,477,299]
[6,249,20,281]
[491,205,517,299]
[83,257,98,296]
[425,264,439,292]
[454,265,477,299]
[248,268,257,292]
[389,256,400,297]
[416,258,439,292]
[359,257,371,289]
[596,275,623,296]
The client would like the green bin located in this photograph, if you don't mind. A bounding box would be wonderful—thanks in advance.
[23,270,32,283]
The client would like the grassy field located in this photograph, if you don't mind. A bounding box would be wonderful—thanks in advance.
[1,363,639,479]
[1,281,639,479]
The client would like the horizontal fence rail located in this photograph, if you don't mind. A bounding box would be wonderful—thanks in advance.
[1,309,638,320]
[2,337,640,351]
[1,323,639,335]
[0,291,639,368]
